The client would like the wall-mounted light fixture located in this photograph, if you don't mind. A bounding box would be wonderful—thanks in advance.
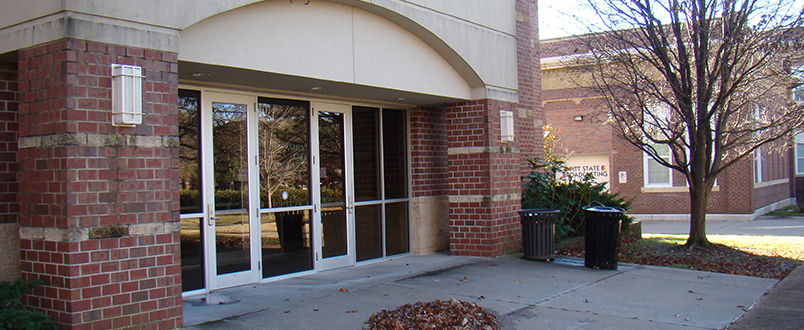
[573,114,584,121]
[111,64,143,127]
[501,110,514,142]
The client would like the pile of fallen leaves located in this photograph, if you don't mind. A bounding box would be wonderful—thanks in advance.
[557,236,803,279]
[364,299,499,330]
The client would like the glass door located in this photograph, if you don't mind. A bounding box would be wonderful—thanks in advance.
[312,102,355,270]
[202,92,260,289]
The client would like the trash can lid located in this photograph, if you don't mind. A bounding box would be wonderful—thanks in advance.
[582,205,625,213]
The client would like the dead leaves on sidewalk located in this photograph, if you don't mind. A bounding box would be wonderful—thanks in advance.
[364,299,499,330]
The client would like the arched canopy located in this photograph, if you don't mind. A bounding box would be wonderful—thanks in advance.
[179,0,475,105]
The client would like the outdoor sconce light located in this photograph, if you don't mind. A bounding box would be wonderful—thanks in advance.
[501,110,514,142]
[111,64,143,127]
[573,114,584,121]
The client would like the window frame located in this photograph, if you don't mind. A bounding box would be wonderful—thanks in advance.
[796,133,804,175]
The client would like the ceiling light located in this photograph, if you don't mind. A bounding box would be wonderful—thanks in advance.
[189,72,210,77]
[310,86,324,91]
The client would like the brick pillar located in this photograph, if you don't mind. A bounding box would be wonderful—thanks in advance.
[0,60,20,282]
[446,0,542,257]
[17,40,181,329]
[446,99,522,257]
[517,0,543,165]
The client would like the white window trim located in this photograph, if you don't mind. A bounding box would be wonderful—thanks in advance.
[753,146,763,184]
[793,65,804,103]
[795,133,804,175]
[643,146,673,187]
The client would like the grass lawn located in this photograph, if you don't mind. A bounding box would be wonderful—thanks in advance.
[558,234,804,279]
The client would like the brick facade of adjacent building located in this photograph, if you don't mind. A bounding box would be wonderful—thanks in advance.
[542,37,794,218]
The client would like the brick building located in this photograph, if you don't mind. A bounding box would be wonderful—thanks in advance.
[541,36,796,221]
[0,1,543,328]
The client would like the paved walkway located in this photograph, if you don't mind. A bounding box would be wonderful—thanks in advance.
[183,254,776,329]
[181,217,804,329]
[644,216,804,329]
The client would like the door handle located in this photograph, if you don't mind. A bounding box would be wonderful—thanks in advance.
[208,204,220,226]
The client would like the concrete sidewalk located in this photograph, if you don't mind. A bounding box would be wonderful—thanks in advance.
[182,253,776,329]
[642,216,804,236]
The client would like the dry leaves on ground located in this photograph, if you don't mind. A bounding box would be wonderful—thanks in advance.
[364,299,499,330]
[557,236,803,279]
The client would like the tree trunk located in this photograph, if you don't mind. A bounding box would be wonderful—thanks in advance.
[686,182,711,247]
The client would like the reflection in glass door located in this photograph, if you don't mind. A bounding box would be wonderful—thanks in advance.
[212,101,251,275]
[314,103,354,270]
[257,98,313,278]
[202,93,259,289]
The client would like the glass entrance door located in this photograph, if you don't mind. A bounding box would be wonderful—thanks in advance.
[202,92,260,289]
[313,102,355,270]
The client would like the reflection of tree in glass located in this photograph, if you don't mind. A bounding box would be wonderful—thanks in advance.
[258,102,309,208]
[179,92,202,213]
[179,94,200,189]
[318,112,345,203]
[213,103,249,210]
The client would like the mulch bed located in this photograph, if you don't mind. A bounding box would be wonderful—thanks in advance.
[557,237,802,279]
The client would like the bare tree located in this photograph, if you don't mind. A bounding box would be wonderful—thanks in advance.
[567,0,804,247]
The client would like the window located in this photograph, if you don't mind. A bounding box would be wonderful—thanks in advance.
[643,102,673,187]
[644,143,673,186]
[753,105,763,183]
[796,133,804,175]
[753,147,763,183]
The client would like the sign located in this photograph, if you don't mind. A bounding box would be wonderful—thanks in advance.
[560,154,610,186]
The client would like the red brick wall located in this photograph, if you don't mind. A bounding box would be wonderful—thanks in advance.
[611,138,750,215]
[0,60,18,224]
[410,107,449,199]
[17,39,181,329]
[543,90,612,155]
[517,0,543,169]
[446,100,523,257]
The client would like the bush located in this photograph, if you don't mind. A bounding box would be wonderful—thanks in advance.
[522,157,633,240]
[0,279,56,330]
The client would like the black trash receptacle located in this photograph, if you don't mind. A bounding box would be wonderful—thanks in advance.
[518,209,560,261]
[583,205,625,269]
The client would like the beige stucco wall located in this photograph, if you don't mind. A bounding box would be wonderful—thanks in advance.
[179,1,471,101]
[0,0,519,102]
[410,196,449,254]
[0,223,20,282]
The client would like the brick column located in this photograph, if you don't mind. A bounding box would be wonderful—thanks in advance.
[446,99,522,257]
[0,60,20,282]
[17,39,181,329]
[445,0,542,257]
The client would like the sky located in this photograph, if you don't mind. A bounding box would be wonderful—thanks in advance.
[539,0,804,40]
[539,1,598,39]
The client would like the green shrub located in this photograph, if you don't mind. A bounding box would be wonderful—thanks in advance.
[522,157,633,240]
[0,279,56,330]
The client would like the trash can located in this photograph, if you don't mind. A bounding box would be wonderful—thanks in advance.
[583,205,625,269]
[518,209,560,261]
